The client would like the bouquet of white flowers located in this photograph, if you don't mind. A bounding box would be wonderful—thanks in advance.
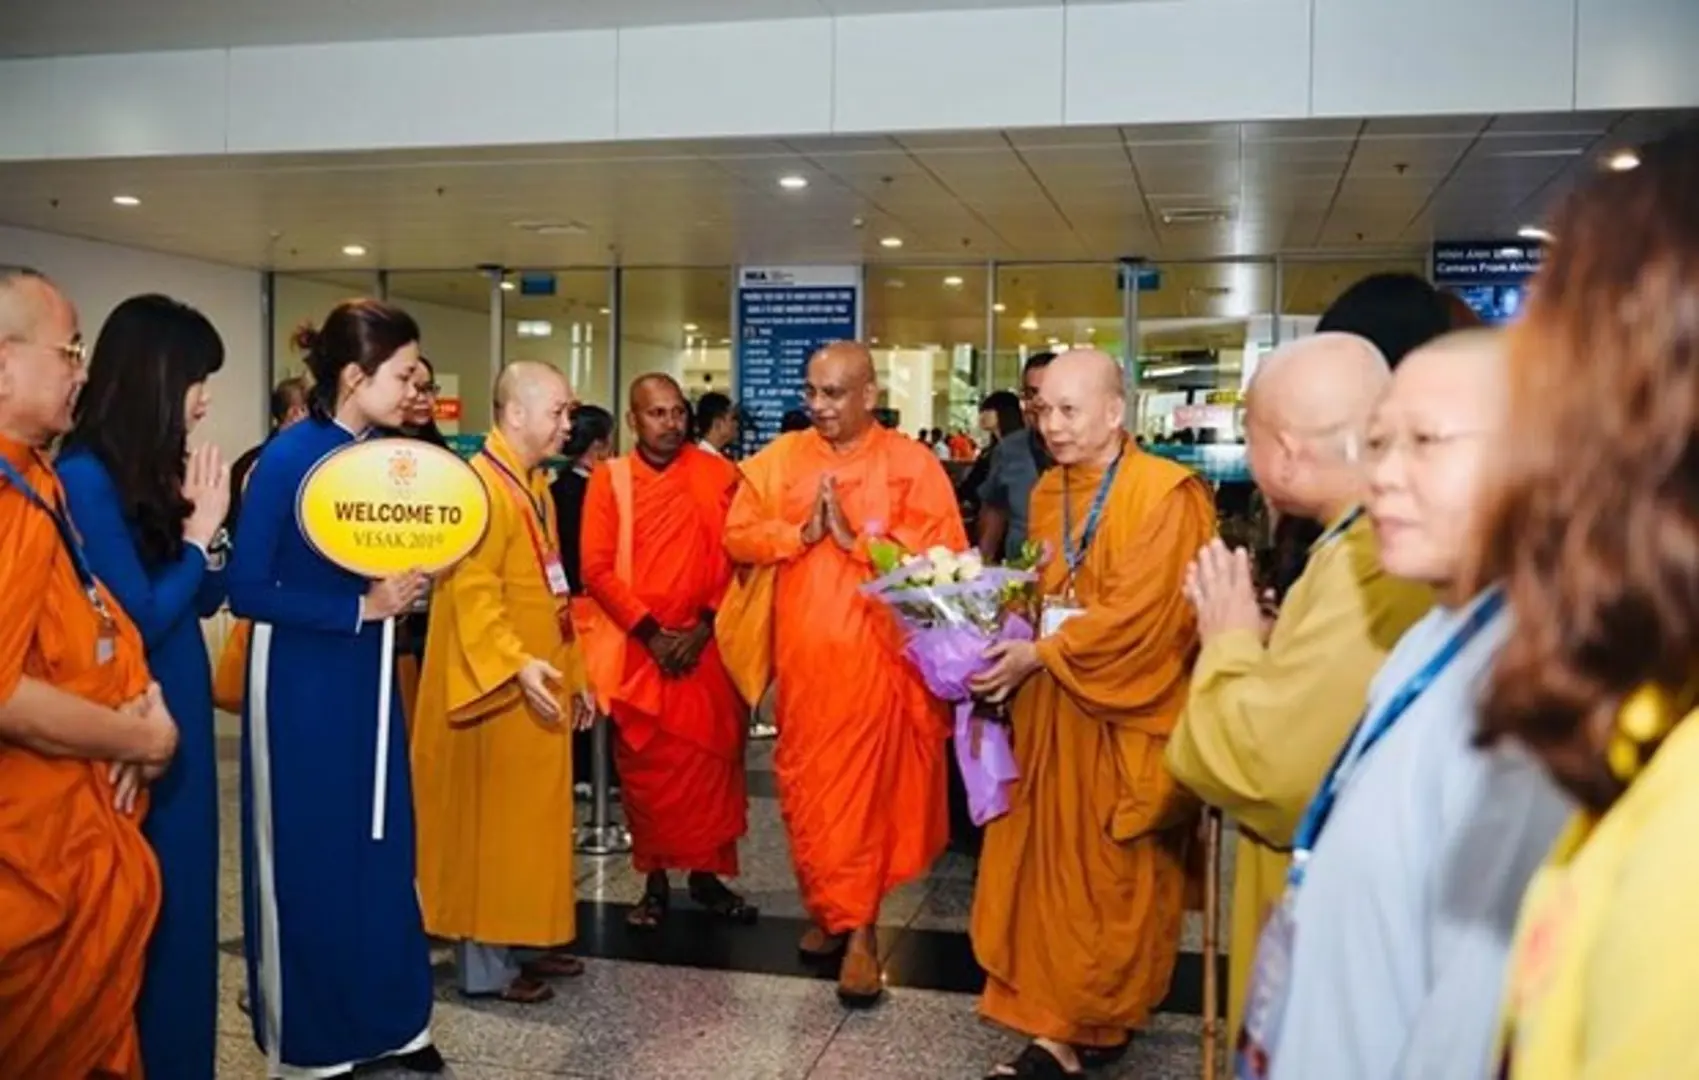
[861,540,1043,825]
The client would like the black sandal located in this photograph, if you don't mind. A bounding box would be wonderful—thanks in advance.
[688,874,760,925]
[985,1044,1084,1079]
[625,887,668,931]
[1074,1038,1131,1067]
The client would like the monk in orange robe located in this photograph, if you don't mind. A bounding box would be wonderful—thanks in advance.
[0,267,180,1078]
[580,374,753,927]
[413,362,592,1004]
[724,341,967,1006]
[969,348,1216,1077]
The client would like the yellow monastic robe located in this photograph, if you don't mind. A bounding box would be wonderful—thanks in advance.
[972,443,1217,1047]
[412,427,588,947]
[1165,509,1431,1035]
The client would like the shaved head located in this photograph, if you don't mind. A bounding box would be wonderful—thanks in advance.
[1247,332,1390,436]
[804,341,879,446]
[1245,332,1390,520]
[1368,329,1507,592]
[495,360,567,412]
[495,361,574,466]
[1033,348,1126,467]
[0,267,84,446]
[627,372,689,463]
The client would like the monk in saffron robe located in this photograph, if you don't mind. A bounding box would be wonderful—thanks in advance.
[580,374,753,926]
[969,348,1216,1077]
[413,362,593,1004]
[725,341,966,1005]
[0,266,180,1079]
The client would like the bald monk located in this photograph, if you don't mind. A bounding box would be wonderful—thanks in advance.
[1166,333,1433,1036]
[724,341,967,1005]
[413,361,593,1004]
[580,374,753,927]
[967,348,1216,1077]
[0,266,180,1077]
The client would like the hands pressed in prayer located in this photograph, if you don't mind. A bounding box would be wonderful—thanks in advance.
[821,476,856,552]
[518,657,564,723]
[801,482,830,546]
[365,570,429,622]
[1184,539,1264,643]
[970,639,1043,703]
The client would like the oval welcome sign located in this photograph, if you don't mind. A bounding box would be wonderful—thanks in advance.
[297,439,491,578]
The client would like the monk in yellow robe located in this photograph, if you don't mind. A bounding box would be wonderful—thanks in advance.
[1165,333,1432,1036]
[967,348,1216,1076]
[413,362,592,1004]
[0,266,180,1078]
[724,341,966,1006]
[580,374,752,927]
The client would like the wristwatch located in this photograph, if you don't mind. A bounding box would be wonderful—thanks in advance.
[205,527,231,571]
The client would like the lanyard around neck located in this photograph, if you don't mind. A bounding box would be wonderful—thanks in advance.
[1288,587,1506,887]
[1313,505,1365,550]
[0,454,113,620]
[1061,447,1125,576]
[481,449,548,530]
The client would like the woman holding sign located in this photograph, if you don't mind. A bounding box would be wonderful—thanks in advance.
[228,299,443,1078]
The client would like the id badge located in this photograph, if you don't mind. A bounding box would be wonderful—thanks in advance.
[1041,601,1084,637]
[1235,893,1298,1080]
[543,554,571,598]
[96,632,116,666]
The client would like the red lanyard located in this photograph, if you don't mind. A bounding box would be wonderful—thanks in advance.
[480,450,557,578]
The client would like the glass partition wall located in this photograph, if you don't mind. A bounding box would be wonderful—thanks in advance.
[263,255,1421,451]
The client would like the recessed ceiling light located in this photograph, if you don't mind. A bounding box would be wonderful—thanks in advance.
[342,244,367,257]
[599,307,611,315]
[1046,336,1061,346]
[778,175,809,190]
[880,236,903,249]
[943,275,964,288]
[1085,326,1097,336]
[992,303,1006,313]
[1020,315,1039,332]
[1517,225,1554,242]
[499,280,516,291]
[112,194,140,207]
[683,323,699,332]
[1607,150,1640,172]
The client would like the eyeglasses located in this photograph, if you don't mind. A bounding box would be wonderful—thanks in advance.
[1363,429,1488,464]
[416,382,440,395]
[5,336,87,368]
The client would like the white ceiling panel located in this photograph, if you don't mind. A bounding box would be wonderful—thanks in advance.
[0,110,1691,270]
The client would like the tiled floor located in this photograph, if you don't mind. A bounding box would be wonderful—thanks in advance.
[213,734,1229,1078]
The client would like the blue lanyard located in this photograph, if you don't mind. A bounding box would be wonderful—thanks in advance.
[1061,449,1124,576]
[0,454,112,620]
[1312,505,1364,550]
[1288,587,1506,887]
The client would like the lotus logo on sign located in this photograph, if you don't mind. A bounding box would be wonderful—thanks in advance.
[296,440,492,578]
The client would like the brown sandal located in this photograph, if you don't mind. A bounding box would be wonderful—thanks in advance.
[522,952,585,979]
[462,975,555,1005]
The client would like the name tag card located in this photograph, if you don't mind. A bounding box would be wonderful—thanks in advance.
[1041,602,1084,637]
[544,555,571,598]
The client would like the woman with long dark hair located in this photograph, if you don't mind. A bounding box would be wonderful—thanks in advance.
[58,293,230,1080]
[228,298,442,1078]
[1479,126,1699,1077]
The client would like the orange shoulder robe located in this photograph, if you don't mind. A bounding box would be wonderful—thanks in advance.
[724,425,967,932]
[971,442,1216,1047]
[581,446,749,876]
[0,437,159,1079]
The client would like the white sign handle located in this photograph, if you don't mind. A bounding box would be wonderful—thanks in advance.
[371,616,395,841]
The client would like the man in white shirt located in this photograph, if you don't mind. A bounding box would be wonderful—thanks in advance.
[694,392,738,458]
